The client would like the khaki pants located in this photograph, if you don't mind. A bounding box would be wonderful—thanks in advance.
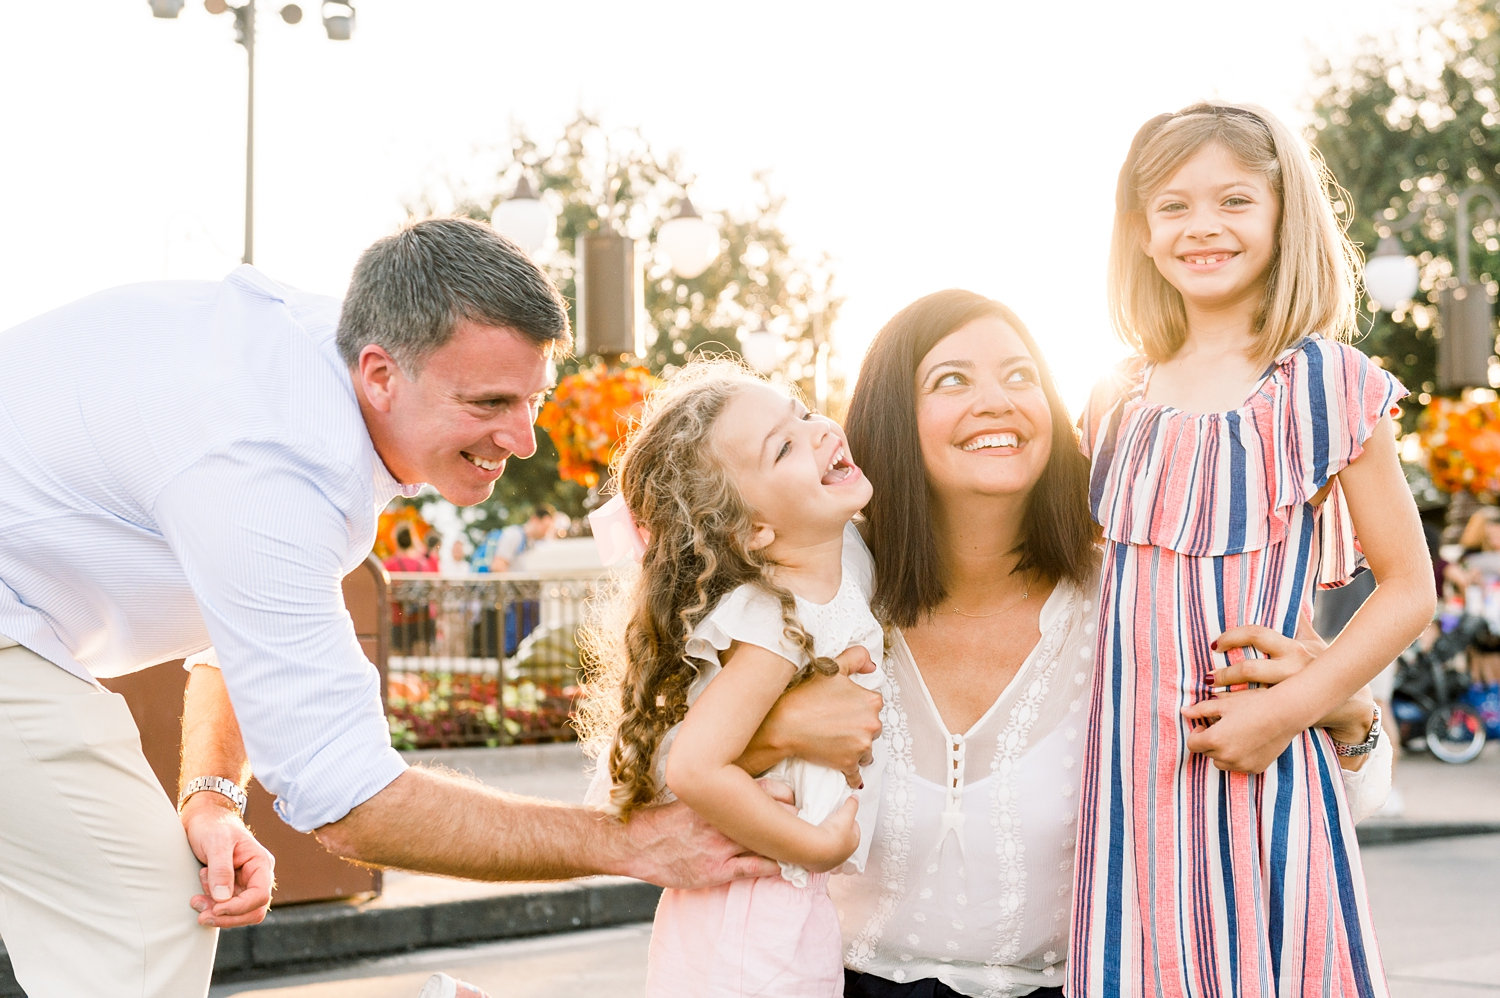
[0,639,217,997]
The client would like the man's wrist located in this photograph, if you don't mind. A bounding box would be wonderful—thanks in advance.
[178,775,249,818]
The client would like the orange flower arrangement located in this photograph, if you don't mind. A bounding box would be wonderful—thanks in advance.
[374,505,432,560]
[1418,397,1500,495]
[537,362,659,488]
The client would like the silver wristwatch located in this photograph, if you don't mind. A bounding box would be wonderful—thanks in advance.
[178,775,249,817]
[1332,703,1382,758]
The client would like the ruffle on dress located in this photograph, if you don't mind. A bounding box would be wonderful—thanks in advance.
[1081,336,1406,587]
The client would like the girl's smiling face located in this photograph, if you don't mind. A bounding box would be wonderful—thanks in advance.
[1143,140,1281,323]
[711,381,872,552]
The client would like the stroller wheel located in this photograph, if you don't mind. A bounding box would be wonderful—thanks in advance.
[1425,702,1487,764]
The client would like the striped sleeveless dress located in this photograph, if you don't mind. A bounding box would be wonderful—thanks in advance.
[1069,337,1402,998]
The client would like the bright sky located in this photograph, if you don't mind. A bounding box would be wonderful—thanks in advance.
[0,0,1433,413]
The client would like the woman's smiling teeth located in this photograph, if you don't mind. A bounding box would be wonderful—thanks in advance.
[464,452,502,472]
[961,433,1020,452]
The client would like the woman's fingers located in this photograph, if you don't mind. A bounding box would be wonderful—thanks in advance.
[834,645,875,676]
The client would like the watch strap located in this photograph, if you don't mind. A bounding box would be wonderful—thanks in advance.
[178,775,249,817]
[1332,702,1382,758]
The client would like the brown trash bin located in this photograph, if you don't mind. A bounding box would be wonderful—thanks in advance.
[101,555,389,905]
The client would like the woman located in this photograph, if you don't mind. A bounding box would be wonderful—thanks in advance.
[756,289,1390,997]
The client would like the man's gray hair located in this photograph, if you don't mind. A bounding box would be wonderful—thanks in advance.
[336,216,572,372]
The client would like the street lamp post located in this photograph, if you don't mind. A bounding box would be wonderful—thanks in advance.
[149,0,356,265]
[490,176,719,361]
[1365,183,1500,391]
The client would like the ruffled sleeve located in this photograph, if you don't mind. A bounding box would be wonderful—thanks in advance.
[1270,340,1407,587]
[1086,338,1404,568]
[685,583,804,668]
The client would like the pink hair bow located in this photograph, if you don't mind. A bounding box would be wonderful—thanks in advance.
[588,493,649,565]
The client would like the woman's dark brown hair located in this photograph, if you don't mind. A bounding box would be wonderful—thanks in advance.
[845,289,1095,628]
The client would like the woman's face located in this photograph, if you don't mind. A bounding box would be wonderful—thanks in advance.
[914,315,1053,503]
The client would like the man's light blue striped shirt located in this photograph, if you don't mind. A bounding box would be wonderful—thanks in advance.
[0,266,417,831]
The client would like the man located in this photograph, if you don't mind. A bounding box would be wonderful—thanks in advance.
[0,218,853,997]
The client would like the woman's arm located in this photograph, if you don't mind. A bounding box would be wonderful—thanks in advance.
[667,642,861,873]
[1186,419,1434,772]
[736,646,882,785]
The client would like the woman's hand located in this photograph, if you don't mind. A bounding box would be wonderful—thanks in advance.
[1181,624,1379,772]
[738,646,882,786]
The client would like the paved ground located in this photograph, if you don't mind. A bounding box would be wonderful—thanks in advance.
[199,741,1500,997]
[5,740,1494,996]
[207,832,1500,996]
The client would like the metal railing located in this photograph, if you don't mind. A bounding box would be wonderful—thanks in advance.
[383,571,602,749]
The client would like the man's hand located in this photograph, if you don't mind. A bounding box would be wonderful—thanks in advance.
[621,785,791,889]
[743,646,881,787]
[181,795,275,927]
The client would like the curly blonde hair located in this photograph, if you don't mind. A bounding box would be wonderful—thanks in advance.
[576,359,840,818]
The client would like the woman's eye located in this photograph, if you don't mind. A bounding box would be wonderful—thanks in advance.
[933,372,964,389]
[1224,195,1250,207]
[1006,367,1039,385]
[776,440,792,462]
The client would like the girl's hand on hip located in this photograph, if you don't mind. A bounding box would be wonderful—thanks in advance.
[1182,686,1302,773]
[1201,623,1379,746]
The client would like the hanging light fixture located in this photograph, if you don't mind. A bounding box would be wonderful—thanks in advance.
[738,317,780,374]
[490,174,557,257]
[656,195,719,279]
[1363,234,1420,311]
[320,0,354,40]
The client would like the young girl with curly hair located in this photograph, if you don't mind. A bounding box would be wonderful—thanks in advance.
[579,359,883,997]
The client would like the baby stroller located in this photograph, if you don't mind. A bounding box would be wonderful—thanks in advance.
[1391,613,1489,764]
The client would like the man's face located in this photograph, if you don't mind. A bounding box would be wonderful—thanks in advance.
[525,514,556,541]
[359,320,552,507]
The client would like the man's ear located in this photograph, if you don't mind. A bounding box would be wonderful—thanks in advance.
[357,345,401,413]
[745,523,776,552]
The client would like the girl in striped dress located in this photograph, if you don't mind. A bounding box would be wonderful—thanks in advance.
[1069,102,1436,997]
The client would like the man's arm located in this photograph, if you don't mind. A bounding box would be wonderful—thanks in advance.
[188,661,776,891]
[179,664,276,927]
[312,764,778,888]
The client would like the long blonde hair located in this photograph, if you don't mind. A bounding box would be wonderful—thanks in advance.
[576,359,839,817]
[1108,101,1361,366]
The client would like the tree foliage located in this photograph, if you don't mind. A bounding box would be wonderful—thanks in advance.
[1307,0,1500,414]
[407,112,843,532]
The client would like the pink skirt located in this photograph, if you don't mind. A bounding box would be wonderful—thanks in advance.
[646,871,843,998]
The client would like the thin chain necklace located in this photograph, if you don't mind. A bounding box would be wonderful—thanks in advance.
[945,581,1030,618]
